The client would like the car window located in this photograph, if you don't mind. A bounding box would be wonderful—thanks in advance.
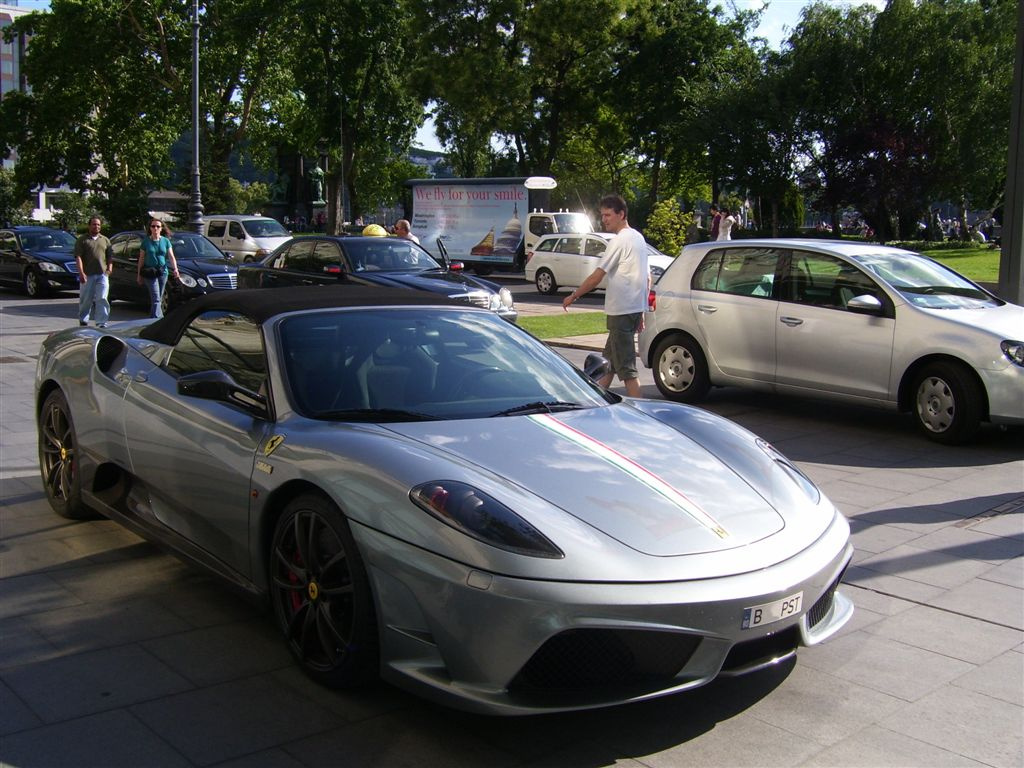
[693,248,781,297]
[228,222,245,239]
[313,241,344,273]
[783,251,881,309]
[529,217,554,236]
[243,218,289,237]
[172,234,224,259]
[278,239,316,272]
[0,232,16,250]
[536,238,558,253]
[345,239,440,272]
[207,221,226,238]
[583,237,606,257]
[854,251,998,309]
[554,237,582,254]
[164,311,266,393]
[112,235,142,258]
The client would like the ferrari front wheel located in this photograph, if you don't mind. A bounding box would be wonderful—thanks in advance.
[269,493,378,688]
[38,389,90,518]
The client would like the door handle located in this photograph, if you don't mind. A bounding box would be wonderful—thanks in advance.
[133,373,149,383]
[696,304,718,314]
[780,316,803,327]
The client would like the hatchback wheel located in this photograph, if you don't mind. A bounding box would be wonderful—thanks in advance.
[38,390,91,519]
[23,268,45,298]
[913,362,982,444]
[535,268,558,295]
[653,333,710,403]
[270,493,378,688]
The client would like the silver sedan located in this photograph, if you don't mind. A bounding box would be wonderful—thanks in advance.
[639,239,1024,443]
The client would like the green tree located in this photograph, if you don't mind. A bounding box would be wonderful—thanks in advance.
[48,192,93,232]
[0,168,30,226]
[644,198,692,255]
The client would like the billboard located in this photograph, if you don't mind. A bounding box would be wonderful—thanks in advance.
[410,182,527,264]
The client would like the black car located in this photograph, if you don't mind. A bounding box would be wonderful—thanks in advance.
[236,235,518,322]
[0,226,81,297]
[109,230,238,314]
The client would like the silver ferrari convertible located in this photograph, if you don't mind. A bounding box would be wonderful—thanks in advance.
[36,286,854,715]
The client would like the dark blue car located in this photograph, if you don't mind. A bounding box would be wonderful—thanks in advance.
[236,235,517,322]
[109,230,238,314]
[0,226,81,297]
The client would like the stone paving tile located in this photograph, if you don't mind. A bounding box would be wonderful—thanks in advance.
[211,748,309,768]
[980,556,1024,588]
[44,550,199,605]
[131,673,348,766]
[796,632,973,701]
[268,666,415,724]
[840,467,942,493]
[735,663,904,747]
[843,565,947,604]
[951,649,1024,706]
[0,614,64,670]
[804,479,908,509]
[0,534,85,578]
[927,577,1024,630]
[860,604,1023,664]
[853,544,995,589]
[26,597,193,655]
[798,724,988,767]
[0,708,192,768]
[1,644,194,723]
[0,571,84,621]
[0,678,42,736]
[843,584,917,617]
[910,524,1024,563]
[283,707,522,768]
[847,520,924,554]
[142,621,294,687]
[884,686,1023,767]
[832,503,964,534]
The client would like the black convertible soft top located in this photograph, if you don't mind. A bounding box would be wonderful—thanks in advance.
[139,285,464,345]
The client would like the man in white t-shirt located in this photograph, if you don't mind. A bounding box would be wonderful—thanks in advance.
[394,219,420,244]
[562,194,649,397]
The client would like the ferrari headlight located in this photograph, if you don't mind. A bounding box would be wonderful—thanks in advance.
[177,273,198,288]
[1001,340,1024,367]
[756,439,820,504]
[38,261,63,272]
[410,480,563,558]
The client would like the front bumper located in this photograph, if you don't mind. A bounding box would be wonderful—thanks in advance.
[979,364,1024,425]
[353,512,854,715]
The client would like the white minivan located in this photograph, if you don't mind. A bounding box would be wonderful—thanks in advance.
[203,215,291,262]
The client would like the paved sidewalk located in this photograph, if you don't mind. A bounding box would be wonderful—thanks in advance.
[1,293,1022,768]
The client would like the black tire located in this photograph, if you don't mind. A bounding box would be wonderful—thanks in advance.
[23,268,46,298]
[912,361,982,444]
[269,493,379,688]
[652,333,711,403]
[535,268,558,295]
[38,390,91,519]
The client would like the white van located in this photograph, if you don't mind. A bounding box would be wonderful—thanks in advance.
[203,215,291,262]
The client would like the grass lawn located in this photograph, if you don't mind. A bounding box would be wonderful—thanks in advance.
[518,312,606,340]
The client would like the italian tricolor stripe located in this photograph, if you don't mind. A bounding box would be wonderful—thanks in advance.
[528,413,729,539]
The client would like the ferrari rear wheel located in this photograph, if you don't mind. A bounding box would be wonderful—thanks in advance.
[269,493,378,688]
[38,390,90,519]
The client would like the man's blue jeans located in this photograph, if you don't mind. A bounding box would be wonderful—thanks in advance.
[79,274,110,325]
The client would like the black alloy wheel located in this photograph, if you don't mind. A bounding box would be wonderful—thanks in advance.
[38,390,90,518]
[269,493,378,688]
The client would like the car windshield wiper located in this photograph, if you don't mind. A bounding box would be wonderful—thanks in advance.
[314,408,438,422]
[493,401,586,417]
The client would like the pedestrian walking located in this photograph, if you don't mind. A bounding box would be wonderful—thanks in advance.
[136,218,180,318]
[74,215,113,327]
[717,207,736,241]
[562,194,649,398]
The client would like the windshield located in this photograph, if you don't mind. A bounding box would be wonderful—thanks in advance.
[345,239,442,272]
[20,230,77,250]
[853,251,1000,309]
[554,212,592,234]
[278,307,610,420]
[244,218,289,237]
[171,234,227,260]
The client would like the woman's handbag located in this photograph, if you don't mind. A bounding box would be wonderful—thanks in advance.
[141,266,161,279]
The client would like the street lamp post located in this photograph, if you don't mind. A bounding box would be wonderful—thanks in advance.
[188,0,205,234]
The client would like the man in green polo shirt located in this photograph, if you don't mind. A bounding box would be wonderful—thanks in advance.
[74,215,114,327]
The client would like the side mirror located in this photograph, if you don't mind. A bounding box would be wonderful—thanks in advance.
[177,369,267,412]
[583,353,612,382]
[448,260,465,271]
[847,294,883,314]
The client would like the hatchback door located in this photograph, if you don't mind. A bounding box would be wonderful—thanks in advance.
[774,250,896,400]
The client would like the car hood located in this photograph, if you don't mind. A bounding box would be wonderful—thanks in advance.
[916,301,1024,340]
[387,405,801,558]
[29,247,75,261]
[179,256,237,274]
[360,269,493,296]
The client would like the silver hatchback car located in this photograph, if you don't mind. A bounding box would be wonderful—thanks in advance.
[638,239,1024,444]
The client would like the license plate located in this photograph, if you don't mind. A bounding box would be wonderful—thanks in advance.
[741,591,803,629]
